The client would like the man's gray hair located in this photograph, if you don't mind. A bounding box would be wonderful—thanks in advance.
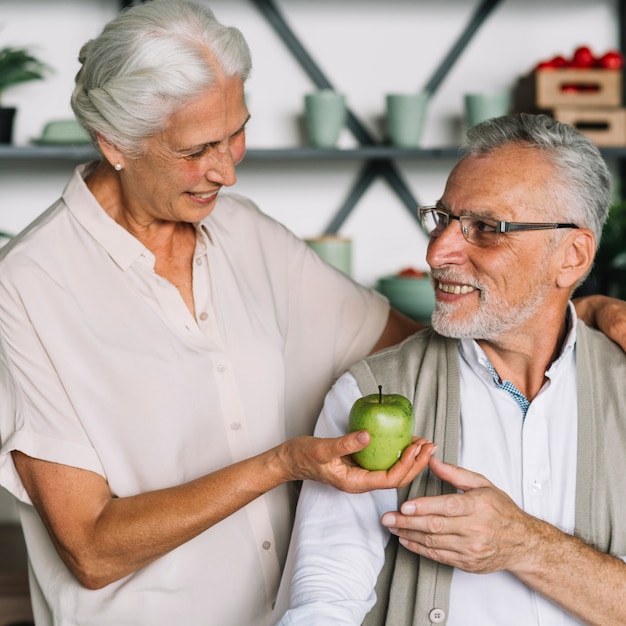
[460,113,612,248]
[71,0,252,157]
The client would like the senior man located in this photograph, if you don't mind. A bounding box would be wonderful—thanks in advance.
[274,113,626,626]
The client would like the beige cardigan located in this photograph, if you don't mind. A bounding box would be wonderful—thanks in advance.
[350,322,626,626]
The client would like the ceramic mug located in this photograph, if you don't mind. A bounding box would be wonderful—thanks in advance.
[304,90,347,148]
[305,235,352,276]
[385,92,429,148]
[464,92,511,128]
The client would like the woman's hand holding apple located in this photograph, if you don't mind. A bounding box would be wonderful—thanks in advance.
[275,432,435,494]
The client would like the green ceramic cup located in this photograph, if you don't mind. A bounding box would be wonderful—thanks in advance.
[305,235,352,276]
[464,92,511,128]
[304,90,347,148]
[385,92,429,148]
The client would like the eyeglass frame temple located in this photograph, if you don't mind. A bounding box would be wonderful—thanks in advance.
[418,206,579,233]
[498,222,580,233]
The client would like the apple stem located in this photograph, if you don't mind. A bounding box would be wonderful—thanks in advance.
[378,385,382,404]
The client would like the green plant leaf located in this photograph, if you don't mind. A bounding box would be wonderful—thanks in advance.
[0,47,51,101]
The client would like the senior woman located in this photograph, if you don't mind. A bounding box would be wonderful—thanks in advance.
[0,1,623,625]
[0,2,431,624]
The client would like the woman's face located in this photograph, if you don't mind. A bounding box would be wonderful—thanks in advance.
[118,75,249,225]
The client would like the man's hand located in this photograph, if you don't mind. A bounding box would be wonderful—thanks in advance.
[381,456,626,625]
[574,294,626,351]
[380,456,533,573]
[279,434,436,494]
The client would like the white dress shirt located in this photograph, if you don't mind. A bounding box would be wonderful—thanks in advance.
[0,163,389,626]
[276,310,615,625]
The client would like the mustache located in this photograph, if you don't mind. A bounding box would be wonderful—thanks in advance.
[430,269,482,291]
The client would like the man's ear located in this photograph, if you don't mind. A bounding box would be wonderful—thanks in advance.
[96,132,125,171]
[556,228,596,289]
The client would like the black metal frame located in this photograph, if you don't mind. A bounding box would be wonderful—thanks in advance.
[251,0,503,233]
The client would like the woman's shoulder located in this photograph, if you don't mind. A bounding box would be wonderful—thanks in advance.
[0,201,66,268]
[208,192,298,242]
[213,192,261,215]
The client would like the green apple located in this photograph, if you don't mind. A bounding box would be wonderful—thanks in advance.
[348,385,415,470]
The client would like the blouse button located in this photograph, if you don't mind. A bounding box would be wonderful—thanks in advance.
[199,312,208,321]
[262,541,272,550]
[429,608,446,623]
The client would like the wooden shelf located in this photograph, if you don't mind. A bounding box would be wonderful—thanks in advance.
[3,144,626,162]
[0,144,465,162]
[0,145,96,161]
[243,147,464,160]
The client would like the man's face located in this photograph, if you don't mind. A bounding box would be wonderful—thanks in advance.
[426,144,560,341]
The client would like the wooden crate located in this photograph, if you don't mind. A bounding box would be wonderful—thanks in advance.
[553,107,626,146]
[515,69,622,110]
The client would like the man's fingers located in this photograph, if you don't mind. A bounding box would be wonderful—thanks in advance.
[427,456,490,492]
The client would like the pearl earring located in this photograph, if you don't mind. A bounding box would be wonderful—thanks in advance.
[114,163,122,171]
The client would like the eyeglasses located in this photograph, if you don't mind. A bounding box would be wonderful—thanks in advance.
[417,205,579,248]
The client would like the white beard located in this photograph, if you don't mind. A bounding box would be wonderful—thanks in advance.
[430,256,553,341]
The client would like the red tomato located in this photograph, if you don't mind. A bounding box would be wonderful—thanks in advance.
[534,55,568,71]
[550,55,569,69]
[397,267,427,279]
[571,46,595,68]
[535,60,556,71]
[597,50,624,70]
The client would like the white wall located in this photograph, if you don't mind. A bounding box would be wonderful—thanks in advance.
[0,0,619,519]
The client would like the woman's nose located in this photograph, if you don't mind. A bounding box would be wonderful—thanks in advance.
[206,148,238,187]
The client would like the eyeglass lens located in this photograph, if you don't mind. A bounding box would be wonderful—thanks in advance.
[419,208,500,247]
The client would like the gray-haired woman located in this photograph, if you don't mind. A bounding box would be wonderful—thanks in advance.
[0,2,432,624]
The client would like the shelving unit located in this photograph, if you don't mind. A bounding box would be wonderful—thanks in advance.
[4,145,626,162]
[4,0,499,234]
[3,0,624,236]
[94,0,626,232]
[0,145,463,161]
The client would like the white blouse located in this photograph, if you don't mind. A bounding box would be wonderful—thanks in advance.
[0,163,389,625]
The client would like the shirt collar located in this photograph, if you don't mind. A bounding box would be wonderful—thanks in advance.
[63,163,214,270]
[63,163,149,271]
[546,301,577,375]
[199,222,215,246]
[459,301,578,382]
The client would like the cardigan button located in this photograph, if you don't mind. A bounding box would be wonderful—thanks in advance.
[429,608,446,623]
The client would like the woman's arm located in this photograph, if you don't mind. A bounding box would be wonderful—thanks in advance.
[12,431,433,589]
[370,307,424,354]
[573,294,626,350]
